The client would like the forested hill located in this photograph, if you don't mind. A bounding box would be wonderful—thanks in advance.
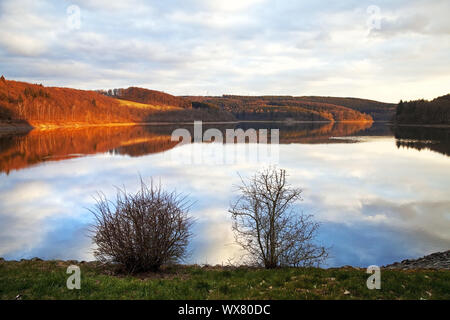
[98,87,192,109]
[185,95,375,122]
[0,78,234,126]
[1,77,401,126]
[394,94,450,125]
[298,96,396,121]
[0,78,141,125]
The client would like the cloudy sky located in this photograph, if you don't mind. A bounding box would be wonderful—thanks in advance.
[0,0,449,102]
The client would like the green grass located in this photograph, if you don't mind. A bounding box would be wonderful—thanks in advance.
[0,260,449,300]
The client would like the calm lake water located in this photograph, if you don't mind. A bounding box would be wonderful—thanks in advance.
[0,122,449,267]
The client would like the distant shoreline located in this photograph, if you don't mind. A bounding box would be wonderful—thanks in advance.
[0,119,372,132]
[2,120,449,134]
[389,123,450,129]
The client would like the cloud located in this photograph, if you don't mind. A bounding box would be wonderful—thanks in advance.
[0,0,449,102]
[0,32,48,56]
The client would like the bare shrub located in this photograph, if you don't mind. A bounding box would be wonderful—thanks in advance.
[90,180,193,273]
[229,167,328,269]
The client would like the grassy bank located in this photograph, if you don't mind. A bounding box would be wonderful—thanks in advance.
[0,260,449,300]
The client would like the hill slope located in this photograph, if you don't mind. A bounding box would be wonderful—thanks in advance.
[0,78,157,126]
[0,77,400,126]
[299,96,396,121]
[99,87,192,109]
[0,78,235,126]
[185,95,374,122]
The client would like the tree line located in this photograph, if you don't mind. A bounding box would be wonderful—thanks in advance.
[186,95,374,122]
[395,94,450,124]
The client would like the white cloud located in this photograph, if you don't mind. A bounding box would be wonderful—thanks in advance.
[0,0,449,101]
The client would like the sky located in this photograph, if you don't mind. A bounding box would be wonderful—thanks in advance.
[0,0,449,102]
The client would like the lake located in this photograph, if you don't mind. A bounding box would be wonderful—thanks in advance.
[0,121,449,267]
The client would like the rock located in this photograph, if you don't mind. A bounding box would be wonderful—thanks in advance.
[384,250,450,270]
[31,257,42,262]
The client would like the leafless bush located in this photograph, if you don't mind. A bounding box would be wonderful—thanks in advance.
[229,167,328,269]
[90,180,193,273]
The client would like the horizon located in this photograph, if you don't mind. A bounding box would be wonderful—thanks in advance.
[1,1,449,103]
[4,76,447,105]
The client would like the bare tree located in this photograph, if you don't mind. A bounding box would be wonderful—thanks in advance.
[90,179,194,273]
[229,167,327,268]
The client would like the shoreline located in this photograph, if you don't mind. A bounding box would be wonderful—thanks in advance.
[2,250,448,270]
[388,123,450,128]
[0,120,450,133]
[2,120,449,135]
[0,119,377,133]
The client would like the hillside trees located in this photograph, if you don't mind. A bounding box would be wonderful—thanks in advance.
[394,95,450,124]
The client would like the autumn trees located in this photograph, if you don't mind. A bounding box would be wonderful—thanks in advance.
[0,79,152,124]
[187,95,374,122]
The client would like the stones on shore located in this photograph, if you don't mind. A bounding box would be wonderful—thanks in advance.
[384,250,450,270]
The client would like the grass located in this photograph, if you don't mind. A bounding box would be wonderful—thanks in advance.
[0,260,448,300]
[116,98,182,111]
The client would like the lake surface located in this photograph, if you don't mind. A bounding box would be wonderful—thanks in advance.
[0,122,449,267]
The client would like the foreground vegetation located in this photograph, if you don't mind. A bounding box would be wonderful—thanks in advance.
[0,260,448,300]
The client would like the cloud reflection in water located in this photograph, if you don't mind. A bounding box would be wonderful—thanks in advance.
[0,125,449,267]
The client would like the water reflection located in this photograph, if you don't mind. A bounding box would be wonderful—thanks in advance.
[0,121,376,174]
[0,126,178,174]
[0,122,449,267]
[394,125,450,156]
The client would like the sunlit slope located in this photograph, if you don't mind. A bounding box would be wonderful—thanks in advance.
[0,78,235,125]
[0,78,160,126]
[100,87,192,109]
[116,98,183,111]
